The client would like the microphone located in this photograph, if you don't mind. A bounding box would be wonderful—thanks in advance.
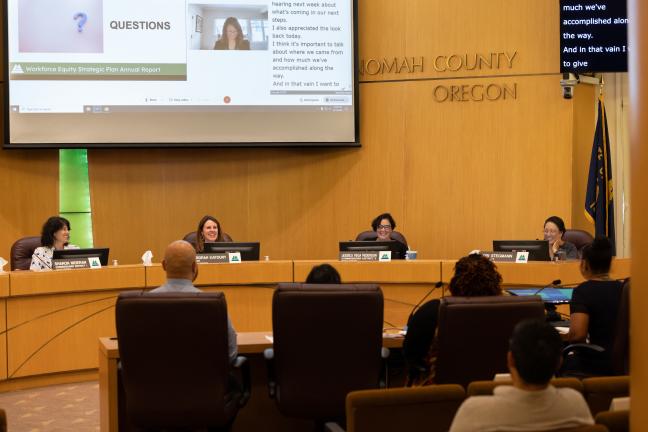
[533,279,562,322]
[533,279,561,296]
[407,281,444,327]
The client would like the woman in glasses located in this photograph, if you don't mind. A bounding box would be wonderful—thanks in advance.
[364,213,408,259]
[543,216,578,260]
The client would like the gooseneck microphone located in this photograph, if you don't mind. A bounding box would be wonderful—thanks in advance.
[533,279,562,296]
[407,281,444,326]
[534,279,562,322]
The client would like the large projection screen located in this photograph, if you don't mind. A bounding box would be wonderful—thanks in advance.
[4,0,359,148]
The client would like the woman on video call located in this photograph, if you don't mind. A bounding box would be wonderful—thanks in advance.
[214,17,250,50]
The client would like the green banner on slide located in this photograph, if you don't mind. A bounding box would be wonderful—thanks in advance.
[10,62,187,76]
[59,149,94,248]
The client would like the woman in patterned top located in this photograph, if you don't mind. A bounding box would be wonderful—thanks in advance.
[30,216,72,270]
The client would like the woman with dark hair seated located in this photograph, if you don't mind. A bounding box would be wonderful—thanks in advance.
[563,236,623,376]
[195,215,227,253]
[30,216,76,270]
[544,216,578,260]
[371,213,405,243]
[306,264,341,284]
[403,254,502,386]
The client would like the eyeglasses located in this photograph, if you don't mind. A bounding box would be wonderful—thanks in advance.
[378,224,392,230]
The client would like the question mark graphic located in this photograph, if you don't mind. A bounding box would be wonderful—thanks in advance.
[73,12,87,33]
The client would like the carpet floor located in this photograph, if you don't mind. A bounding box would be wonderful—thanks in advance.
[0,381,99,432]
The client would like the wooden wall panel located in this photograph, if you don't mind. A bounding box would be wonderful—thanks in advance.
[571,84,597,233]
[397,75,573,257]
[0,299,6,380]
[359,0,560,80]
[6,291,118,378]
[628,0,648,427]
[0,147,58,261]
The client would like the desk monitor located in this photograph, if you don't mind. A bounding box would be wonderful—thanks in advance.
[339,240,407,260]
[507,287,574,305]
[53,248,110,265]
[203,242,260,261]
[492,240,551,261]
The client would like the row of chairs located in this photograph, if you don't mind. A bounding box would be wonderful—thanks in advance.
[325,376,629,432]
[115,284,549,430]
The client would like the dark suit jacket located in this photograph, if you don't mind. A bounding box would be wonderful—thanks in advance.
[214,39,250,50]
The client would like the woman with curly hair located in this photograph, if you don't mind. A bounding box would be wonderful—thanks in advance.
[448,254,502,297]
[403,254,502,385]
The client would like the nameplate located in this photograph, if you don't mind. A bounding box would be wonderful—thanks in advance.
[53,257,102,270]
[196,252,242,264]
[196,253,229,264]
[339,251,392,262]
[481,251,516,262]
[481,251,529,263]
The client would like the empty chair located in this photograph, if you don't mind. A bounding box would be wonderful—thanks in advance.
[467,377,584,396]
[595,410,629,432]
[10,236,41,270]
[324,384,465,432]
[531,426,608,432]
[266,283,384,425]
[116,290,250,431]
[563,229,595,255]
[434,296,545,387]
[583,376,630,416]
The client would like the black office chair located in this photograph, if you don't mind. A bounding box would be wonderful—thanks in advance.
[265,283,385,426]
[355,230,408,247]
[116,290,250,431]
[563,229,594,257]
[183,231,233,248]
[10,236,41,270]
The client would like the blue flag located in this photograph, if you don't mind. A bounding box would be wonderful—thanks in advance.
[585,96,615,254]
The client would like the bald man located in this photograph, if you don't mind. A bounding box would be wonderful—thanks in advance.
[150,240,238,362]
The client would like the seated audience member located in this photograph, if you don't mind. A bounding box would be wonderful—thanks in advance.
[544,215,578,260]
[449,319,593,432]
[564,236,623,375]
[30,216,77,270]
[214,17,250,50]
[305,263,342,284]
[150,240,238,363]
[403,254,502,386]
[195,215,227,253]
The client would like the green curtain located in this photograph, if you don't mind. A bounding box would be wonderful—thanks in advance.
[59,149,94,248]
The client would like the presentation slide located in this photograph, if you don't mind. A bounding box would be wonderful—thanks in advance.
[5,0,357,147]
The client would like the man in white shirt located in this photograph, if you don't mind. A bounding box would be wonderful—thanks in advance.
[449,319,593,432]
[150,240,238,363]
